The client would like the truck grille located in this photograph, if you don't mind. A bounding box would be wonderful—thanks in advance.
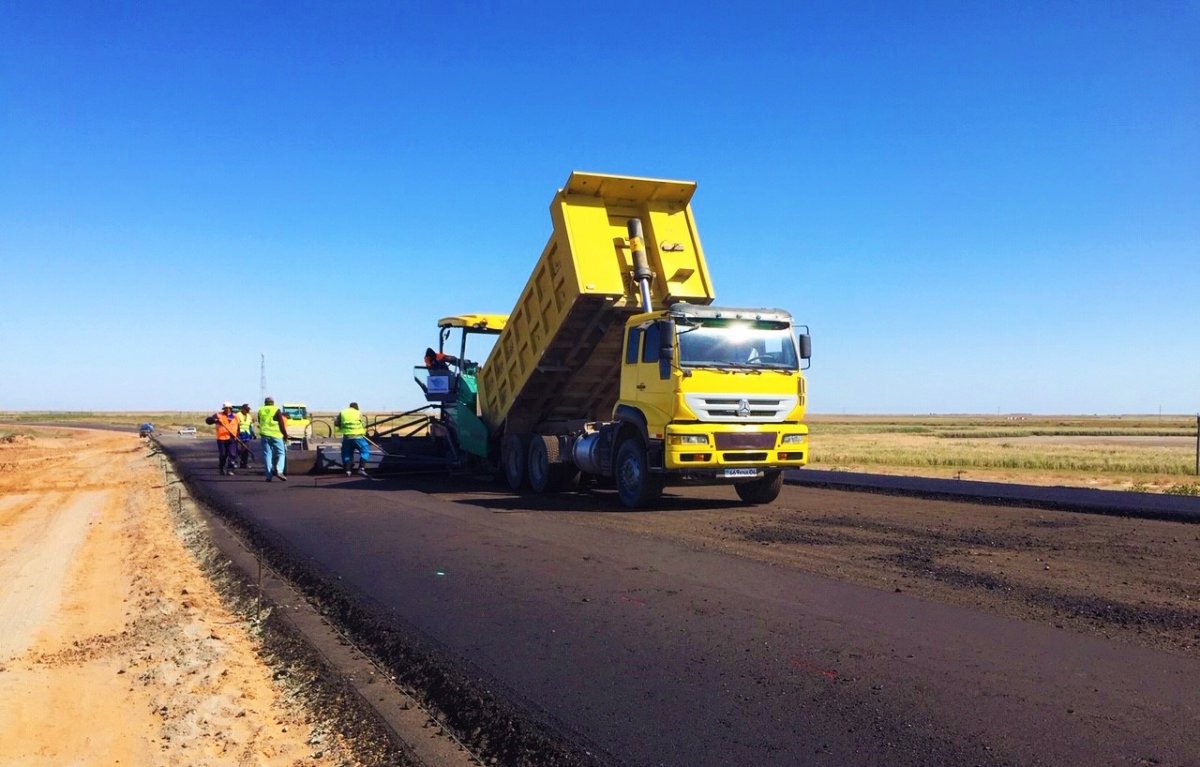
[684,394,798,423]
[714,432,777,449]
[722,452,769,462]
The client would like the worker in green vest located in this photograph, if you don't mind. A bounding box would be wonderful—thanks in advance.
[257,396,291,482]
[335,401,370,477]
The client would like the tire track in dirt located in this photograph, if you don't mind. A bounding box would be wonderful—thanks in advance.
[0,490,106,660]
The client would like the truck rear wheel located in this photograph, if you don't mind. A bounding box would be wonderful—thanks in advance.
[734,470,783,504]
[615,439,664,508]
[528,436,561,493]
[502,434,529,490]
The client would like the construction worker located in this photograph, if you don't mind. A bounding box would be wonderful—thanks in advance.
[257,396,291,482]
[424,347,475,371]
[204,402,240,476]
[335,402,370,476]
[236,403,255,468]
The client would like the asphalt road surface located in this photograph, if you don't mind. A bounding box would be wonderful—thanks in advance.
[164,438,1199,767]
[787,468,1200,522]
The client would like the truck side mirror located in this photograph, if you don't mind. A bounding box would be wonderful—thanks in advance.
[657,319,675,361]
[798,333,812,360]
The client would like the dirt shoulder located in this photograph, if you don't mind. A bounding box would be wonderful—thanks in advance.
[0,428,368,765]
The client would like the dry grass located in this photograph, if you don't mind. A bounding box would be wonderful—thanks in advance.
[809,414,1200,493]
[4,411,1196,493]
[0,411,209,431]
[0,410,434,440]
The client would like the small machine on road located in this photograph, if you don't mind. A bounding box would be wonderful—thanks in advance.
[281,402,312,450]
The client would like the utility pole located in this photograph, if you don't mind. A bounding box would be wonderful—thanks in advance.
[1195,413,1199,476]
[260,353,266,403]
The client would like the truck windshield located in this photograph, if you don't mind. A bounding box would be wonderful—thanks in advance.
[676,319,799,371]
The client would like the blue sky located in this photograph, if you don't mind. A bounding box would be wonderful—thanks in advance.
[1,1,1197,414]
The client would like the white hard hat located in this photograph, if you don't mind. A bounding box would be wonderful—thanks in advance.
[222,401,233,408]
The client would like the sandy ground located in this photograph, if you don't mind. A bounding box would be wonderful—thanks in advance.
[0,429,362,766]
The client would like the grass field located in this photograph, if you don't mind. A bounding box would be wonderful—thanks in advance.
[809,414,1200,494]
[0,410,432,440]
[3,411,1197,494]
[0,411,208,432]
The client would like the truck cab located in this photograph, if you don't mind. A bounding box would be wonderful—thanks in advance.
[615,304,810,503]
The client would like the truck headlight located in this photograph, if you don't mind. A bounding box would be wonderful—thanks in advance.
[669,434,710,445]
[781,434,806,444]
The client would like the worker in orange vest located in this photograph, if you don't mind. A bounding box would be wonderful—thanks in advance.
[424,347,461,371]
[204,402,241,476]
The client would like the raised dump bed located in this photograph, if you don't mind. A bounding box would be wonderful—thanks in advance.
[478,172,716,434]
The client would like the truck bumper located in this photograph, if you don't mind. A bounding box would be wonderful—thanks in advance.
[661,423,808,473]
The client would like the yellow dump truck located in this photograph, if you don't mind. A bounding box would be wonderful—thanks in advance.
[416,172,810,507]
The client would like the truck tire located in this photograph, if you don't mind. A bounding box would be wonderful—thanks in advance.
[502,434,529,490]
[615,439,664,508]
[734,470,783,504]
[527,436,560,493]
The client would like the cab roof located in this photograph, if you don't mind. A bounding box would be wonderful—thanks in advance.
[438,313,508,333]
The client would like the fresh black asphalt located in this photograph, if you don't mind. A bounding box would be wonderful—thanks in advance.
[787,468,1200,522]
[164,438,1199,767]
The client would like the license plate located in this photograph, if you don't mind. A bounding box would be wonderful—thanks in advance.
[723,468,759,478]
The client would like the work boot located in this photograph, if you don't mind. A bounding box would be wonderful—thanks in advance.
[265,476,272,482]
[357,468,369,477]
[277,473,288,482]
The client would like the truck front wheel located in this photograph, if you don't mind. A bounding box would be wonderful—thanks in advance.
[615,439,664,508]
[734,470,783,504]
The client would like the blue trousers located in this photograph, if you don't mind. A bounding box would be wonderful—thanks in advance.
[216,440,237,472]
[237,433,254,467]
[342,436,370,469]
[262,436,287,478]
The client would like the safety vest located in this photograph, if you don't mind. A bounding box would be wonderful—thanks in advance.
[213,412,238,441]
[236,411,253,434]
[258,405,283,438]
[338,407,366,436]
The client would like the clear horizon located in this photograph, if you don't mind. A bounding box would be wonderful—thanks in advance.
[2,3,1197,414]
[3,409,1197,420]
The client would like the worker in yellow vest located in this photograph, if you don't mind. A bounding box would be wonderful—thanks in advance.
[335,402,370,477]
[236,403,255,469]
[257,396,291,482]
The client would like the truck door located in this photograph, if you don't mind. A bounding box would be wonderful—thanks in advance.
[634,320,674,439]
[620,325,644,405]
